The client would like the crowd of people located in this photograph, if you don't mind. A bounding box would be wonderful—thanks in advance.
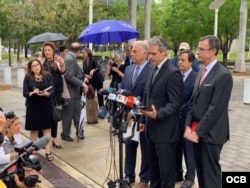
[0,34,233,188]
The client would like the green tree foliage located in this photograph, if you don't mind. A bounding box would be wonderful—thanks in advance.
[0,0,248,66]
[159,0,241,65]
[159,0,213,54]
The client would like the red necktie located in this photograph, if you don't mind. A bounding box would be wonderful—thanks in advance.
[199,68,207,86]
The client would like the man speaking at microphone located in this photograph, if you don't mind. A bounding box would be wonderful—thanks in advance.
[140,36,183,188]
[120,40,150,188]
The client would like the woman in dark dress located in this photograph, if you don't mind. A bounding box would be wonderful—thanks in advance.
[39,42,66,149]
[23,59,54,161]
[82,48,104,108]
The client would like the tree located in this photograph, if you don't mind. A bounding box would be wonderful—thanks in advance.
[159,0,214,55]
[128,0,137,44]
[218,0,240,66]
[144,0,151,40]
[234,0,248,73]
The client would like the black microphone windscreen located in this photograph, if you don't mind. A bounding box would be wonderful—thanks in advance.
[98,89,110,95]
[32,136,50,150]
[121,91,133,97]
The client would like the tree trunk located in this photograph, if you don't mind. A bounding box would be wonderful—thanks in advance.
[129,0,137,44]
[8,38,11,67]
[234,0,248,72]
[144,0,151,40]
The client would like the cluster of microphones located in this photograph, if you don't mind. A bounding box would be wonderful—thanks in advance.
[98,88,141,109]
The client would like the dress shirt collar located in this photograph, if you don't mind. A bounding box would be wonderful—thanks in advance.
[155,56,168,71]
[182,68,192,82]
[204,59,217,76]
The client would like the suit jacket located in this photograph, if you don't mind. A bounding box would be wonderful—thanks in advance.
[124,56,133,70]
[185,62,233,144]
[23,73,54,108]
[141,59,183,143]
[64,52,84,99]
[120,62,150,99]
[83,57,104,90]
[171,56,200,73]
[180,70,197,119]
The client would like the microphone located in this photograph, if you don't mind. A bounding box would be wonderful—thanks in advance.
[116,94,141,108]
[32,136,51,150]
[126,96,141,108]
[108,93,117,101]
[20,136,51,158]
[98,88,116,95]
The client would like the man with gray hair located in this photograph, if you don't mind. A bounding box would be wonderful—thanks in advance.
[120,40,150,188]
[140,36,183,188]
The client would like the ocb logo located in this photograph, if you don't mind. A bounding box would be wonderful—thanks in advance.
[222,172,250,188]
[226,176,247,184]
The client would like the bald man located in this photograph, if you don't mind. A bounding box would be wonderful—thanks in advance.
[61,42,88,142]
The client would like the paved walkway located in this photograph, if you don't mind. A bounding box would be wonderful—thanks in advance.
[1,67,250,188]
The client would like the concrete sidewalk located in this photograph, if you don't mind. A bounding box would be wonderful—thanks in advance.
[0,73,250,188]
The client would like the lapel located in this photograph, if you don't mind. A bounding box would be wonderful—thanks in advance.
[194,62,219,98]
[149,60,169,91]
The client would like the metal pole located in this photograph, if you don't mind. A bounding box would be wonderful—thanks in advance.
[214,8,218,37]
[0,38,2,62]
[89,0,93,51]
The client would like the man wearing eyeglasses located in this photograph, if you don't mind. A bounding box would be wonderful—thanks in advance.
[184,35,233,188]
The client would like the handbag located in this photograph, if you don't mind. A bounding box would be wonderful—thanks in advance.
[61,75,71,106]
[86,84,95,99]
[52,96,63,123]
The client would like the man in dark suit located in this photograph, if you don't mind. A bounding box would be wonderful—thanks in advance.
[171,42,200,73]
[120,40,150,188]
[124,45,133,70]
[140,36,183,188]
[61,42,88,141]
[176,50,197,188]
[184,35,233,188]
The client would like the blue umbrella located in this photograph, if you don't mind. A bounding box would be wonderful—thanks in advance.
[78,20,139,44]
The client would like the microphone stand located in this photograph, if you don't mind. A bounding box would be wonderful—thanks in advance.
[108,106,132,188]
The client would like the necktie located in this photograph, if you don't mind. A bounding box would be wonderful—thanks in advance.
[182,72,185,81]
[132,66,140,86]
[151,66,158,84]
[199,68,207,85]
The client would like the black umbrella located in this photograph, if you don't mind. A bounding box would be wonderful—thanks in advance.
[27,32,68,44]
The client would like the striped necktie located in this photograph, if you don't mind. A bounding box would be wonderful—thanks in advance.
[132,66,140,86]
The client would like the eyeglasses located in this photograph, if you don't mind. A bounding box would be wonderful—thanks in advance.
[197,48,212,52]
[31,64,40,68]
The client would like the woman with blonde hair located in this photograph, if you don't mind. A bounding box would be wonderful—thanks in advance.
[38,42,65,149]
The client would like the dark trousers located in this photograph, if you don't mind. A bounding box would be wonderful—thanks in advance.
[176,118,196,181]
[125,131,150,183]
[193,142,223,188]
[97,92,104,107]
[149,142,177,188]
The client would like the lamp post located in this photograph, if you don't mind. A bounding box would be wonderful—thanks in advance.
[0,38,2,62]
[209,0,225,37]
[89,0,93,51]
